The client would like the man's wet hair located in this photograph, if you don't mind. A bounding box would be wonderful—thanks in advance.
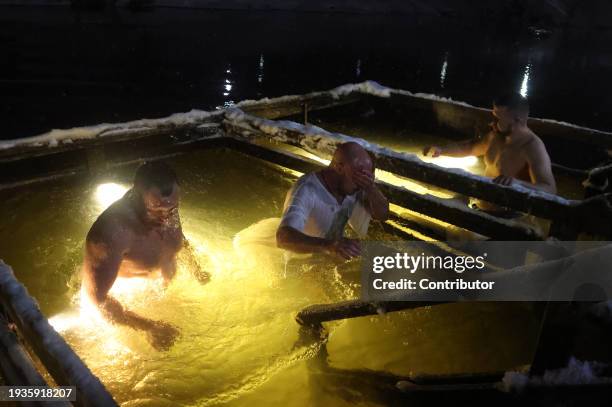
[134,161,178,197]
[494,92,530,116]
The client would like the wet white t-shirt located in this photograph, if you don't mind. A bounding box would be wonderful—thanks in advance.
[279,172,371,240]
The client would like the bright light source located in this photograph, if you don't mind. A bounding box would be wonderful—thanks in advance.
[95,183,128,210]
[49,313,80,333]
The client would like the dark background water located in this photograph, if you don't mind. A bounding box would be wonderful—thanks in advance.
[2,7,612,140]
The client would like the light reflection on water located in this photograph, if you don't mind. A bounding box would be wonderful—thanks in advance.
[0,149,539,406]
[439,52,448,89]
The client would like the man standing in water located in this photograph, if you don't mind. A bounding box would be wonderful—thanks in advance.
[276,142,389,259]
[82,161,208,351]
[423,93,556,212]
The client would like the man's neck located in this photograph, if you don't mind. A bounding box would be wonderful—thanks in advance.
[128,190,156,229]
[505,123,531,145]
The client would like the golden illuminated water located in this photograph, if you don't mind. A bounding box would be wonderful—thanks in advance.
[0,148,540,406]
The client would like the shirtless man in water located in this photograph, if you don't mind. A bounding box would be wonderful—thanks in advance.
[82,161,208,350]
[423,93,556,211]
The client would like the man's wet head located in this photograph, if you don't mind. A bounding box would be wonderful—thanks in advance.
[492,93,529,134]
[133,161,179,224]
[330,142,375,195]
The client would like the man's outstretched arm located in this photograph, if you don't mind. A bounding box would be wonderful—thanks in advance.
[423,134,490,158]
[178,234,211,284]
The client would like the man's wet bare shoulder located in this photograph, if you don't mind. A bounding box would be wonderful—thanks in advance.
[87,195,138,247]
[83,195,143,282]
[522,131,548,159]
[521,130,557,193]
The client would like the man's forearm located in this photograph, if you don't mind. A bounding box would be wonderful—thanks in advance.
[99,295,156,331]
[364,186,389,221]
[161,258,177,283]
[276,226,330,254]
[179,239,210,283]
[440,140,479,157]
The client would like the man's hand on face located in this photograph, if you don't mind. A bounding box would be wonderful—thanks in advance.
[493,175,515,186]
[327,238,361,260]
[353,169,375,192]
[422,146,442,158]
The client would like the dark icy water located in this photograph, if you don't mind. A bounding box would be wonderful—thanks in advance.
[2,7,612,140]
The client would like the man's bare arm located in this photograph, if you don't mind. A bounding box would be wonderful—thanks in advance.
[160,256,177,285]
[82,231,155,329]
[82,223,179,350]
[423,134,490,158]
[179,235,210,284]
[276,226,331,253]
[353,170,389,221]
[524,138,557,194]
[276,226,360,259]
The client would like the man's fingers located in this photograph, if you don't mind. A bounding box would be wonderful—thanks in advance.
[196,270,211,284]
[354,173,374,191]
[424,146,441,158]
[337,248,352,260]
[343,245,360,257]
[337,245,359,259]
[354,172,373,184]
[348,240,361,252]
[344,241,361,257]
[358,170,374,180]
[332,239,362,260]
[493,176,513,186]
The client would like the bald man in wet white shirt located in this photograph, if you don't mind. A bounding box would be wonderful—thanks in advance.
[276,142,389,260]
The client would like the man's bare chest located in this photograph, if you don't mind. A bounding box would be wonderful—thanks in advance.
[124,226,182,268]
[485,142,527,176]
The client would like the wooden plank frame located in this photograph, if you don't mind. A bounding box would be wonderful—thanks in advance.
[222,109,612,238]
